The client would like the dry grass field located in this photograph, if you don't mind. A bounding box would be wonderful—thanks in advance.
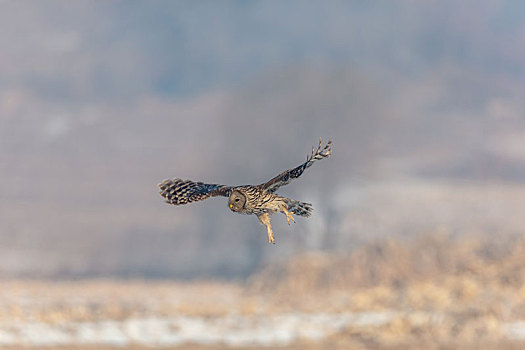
[2,233,525,349]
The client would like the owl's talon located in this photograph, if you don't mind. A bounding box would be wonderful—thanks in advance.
[281,205,295,225]
[286,213,296,225]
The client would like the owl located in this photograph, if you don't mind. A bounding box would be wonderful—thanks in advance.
[158,139,332,243]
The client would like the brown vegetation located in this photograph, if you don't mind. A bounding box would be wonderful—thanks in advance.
[248,233,525,347]
[2,233,525,349]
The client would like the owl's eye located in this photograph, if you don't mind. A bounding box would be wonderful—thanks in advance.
[235,198,240,202]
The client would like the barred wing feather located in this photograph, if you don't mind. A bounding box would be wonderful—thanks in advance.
[158,178,231,205]
[260,139,332,193]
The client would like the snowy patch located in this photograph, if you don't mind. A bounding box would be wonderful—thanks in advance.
[0,312,393,347]
[504,321,525,340]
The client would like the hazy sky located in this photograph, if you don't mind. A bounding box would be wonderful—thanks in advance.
[1,1,524,100]
[1,1,525,278]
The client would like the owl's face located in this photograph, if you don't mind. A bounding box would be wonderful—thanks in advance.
[228,190,246,212]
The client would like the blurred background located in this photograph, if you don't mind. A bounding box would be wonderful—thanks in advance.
[1,1,525,349]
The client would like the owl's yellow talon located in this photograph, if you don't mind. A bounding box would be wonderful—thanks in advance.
[281,205,295,225]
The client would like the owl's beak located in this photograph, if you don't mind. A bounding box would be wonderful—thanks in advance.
[229,203,233,209]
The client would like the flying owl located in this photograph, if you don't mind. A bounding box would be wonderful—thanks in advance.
[158,139,332,244]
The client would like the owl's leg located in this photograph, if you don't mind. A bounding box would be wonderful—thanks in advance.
[257,213,275,244]
[266,224,275,244]
[281,204,296,225]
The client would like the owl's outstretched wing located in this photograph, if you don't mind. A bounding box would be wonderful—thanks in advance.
[158,178,232,205]
[260,139,332,193]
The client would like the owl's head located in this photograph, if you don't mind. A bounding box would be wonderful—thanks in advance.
[228,190,246,212]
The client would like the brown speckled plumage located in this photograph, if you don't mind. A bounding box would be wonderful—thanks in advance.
[158,139,332,244]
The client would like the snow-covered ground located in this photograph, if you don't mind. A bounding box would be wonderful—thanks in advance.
[0,312,392,347]
[1,311,523,347]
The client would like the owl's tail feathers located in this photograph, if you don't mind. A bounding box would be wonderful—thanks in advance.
[286,199,313,217]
